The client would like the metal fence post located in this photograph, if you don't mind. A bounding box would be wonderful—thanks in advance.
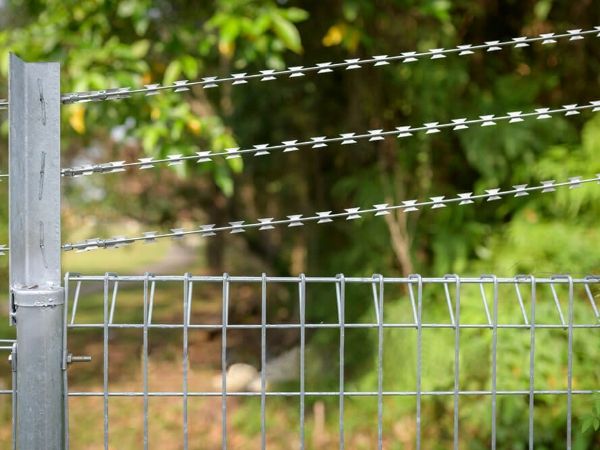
[9,53,65,449]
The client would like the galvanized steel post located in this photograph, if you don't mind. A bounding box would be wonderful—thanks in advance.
[9,53,65,449]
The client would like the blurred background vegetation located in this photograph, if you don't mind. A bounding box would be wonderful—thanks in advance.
[0,0,599,448]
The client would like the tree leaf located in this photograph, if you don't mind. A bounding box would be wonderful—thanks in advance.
[68,104,86,135]
[283,7,309,22]
[163,60,182,86]
[214,164,234,197]
[130,39,150,59]
[271,12,302,54]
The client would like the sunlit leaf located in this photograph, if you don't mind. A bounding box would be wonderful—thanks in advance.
[163,60,181,86]
[68,104,86,134]
[130,39,150,59]
[270,12,303,54]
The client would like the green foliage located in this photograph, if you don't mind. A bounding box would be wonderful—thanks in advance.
[581,394,600,433]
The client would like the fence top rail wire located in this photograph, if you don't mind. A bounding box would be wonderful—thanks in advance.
[65,273,600,284]
[65,272,600,326]
[58,26,600,105]
[61,100,600,178]
[60,173,600,253]
[65,390,600,397]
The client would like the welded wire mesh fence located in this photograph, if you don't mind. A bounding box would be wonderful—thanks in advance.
[63,274,600,449]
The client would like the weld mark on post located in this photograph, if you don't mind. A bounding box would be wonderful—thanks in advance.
[39,221,48,269]
[38,152,46,200]
[38,79,47,125]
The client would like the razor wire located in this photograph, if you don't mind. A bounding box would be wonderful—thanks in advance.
[61,100,600,177]
[59,26,600,105]
[60,173,600,253]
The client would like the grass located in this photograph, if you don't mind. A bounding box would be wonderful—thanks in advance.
[63,238,173,275]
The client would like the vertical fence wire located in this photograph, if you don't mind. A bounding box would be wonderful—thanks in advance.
[260,273,267,449]
[103,274,109,450]
[63,273,70,450]
[336,274,345,450]
[221,274,230,450]
[490,276,498,450]
[11,342,16,450]
[142,274,150,450]
[298,274,306,450]
[374,274,384,450]
[566,276,574,450]
[448,275,461,450]
[411,274,424,450]
[182,273,191,450]
[528,277,537,450]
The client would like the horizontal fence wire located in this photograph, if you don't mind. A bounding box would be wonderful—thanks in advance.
[58,26,600,105]
[63,273,600,450]
[62,101,600,177]
[61,173,600,253]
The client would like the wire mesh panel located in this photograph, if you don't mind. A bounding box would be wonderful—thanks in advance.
[63,274,600,449]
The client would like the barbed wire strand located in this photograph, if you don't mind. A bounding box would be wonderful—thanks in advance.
[59,26,600,105]
[62,101,600,177]
[60,174,600,253]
